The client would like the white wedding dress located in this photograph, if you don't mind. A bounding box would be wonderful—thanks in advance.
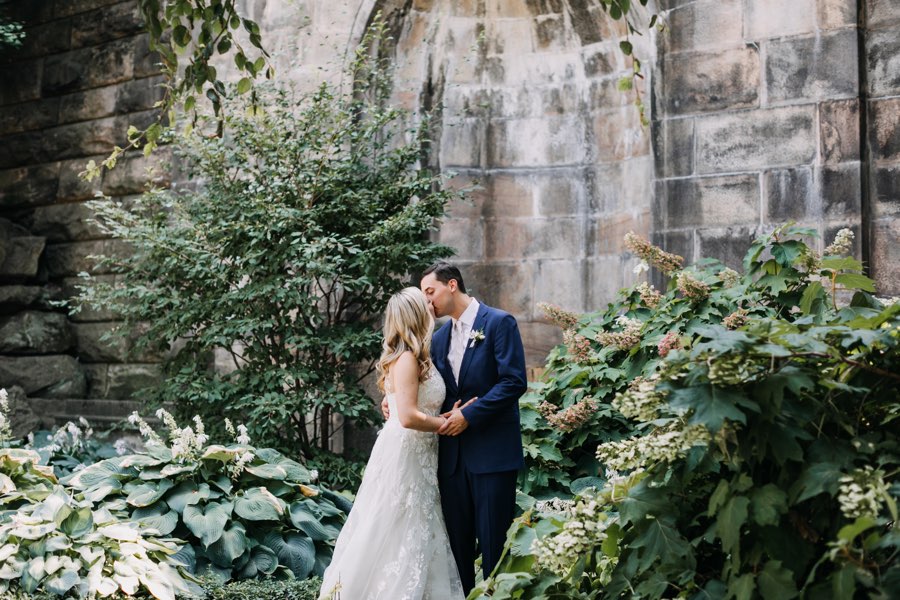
[318,366,465,600]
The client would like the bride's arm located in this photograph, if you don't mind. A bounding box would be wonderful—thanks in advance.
[392,352,446,433]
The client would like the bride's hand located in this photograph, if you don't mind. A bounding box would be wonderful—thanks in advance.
[381,396,390,420]
[440,397,477,419]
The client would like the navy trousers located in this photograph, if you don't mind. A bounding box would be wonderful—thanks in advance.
[439,465,518,594]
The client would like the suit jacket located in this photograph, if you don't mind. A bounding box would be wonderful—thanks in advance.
[432,302,527,476]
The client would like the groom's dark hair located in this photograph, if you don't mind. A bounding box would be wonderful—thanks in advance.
[423,261,467,294]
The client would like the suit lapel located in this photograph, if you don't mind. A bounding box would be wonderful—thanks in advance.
[456,303,488,389]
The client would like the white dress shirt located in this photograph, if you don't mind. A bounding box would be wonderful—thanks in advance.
[448,298,480,383]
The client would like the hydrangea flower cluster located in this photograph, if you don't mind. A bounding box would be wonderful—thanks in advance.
[539,397,598,433]
[723,308,749,330]
[563,330,593,363]
[534,497,576,516]
[596,315,643,350]
[612,377,665,422]
[538,302,580,330]
[657,331,681,358]
[717,267,741,287]
[596,422,711,472]
[838,466,887,520]
[636,282,662,308]
[531,495,614,576]
[824,228,854,256]
[676,271,710,302]
[624,231,684,274]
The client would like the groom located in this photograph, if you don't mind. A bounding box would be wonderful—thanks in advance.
[421,261,527,594]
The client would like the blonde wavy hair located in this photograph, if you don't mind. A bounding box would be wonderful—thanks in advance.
[377,287,434,393]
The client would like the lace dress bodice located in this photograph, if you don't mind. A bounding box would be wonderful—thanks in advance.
[318,365,463,600]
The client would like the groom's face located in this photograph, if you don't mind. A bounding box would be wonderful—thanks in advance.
[420,273,453,318]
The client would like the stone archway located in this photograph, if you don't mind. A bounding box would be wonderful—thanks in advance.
[352,0,654,364]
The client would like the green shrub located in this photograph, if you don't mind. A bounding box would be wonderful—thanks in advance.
[476,226,899,598]
[200,576,321,600]
[73,39,460,457]
[62,411,346,586]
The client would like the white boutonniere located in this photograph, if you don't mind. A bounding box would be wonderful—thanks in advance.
[468,328,485,348]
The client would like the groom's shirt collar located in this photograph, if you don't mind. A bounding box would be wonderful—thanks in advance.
[453,298,480,331]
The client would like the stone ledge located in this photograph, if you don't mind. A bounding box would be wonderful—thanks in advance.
[0,354,87,398]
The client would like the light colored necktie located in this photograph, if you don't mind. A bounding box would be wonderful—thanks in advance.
[451,319,465,383]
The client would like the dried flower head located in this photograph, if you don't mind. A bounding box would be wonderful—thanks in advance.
[612,376,666,422]
[539,397,597,433]
[657,331,681,358]
[563,329,593,363]
[723,308,749,330]
[624,231,684,275]
[838,466,887,520]
[677,271,710,302]
[538,302,581,330]
[597,421,711,472]
[531,494,615,576]
[717,267,741,288]
[635,282,662,308]
[596,315,643,350]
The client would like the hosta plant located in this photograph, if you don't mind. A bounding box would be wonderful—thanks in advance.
[480,227,899,598]
[63,411,347,584]
[0,448,200,599]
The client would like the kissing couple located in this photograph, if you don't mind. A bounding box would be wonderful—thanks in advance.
[319,261,528,599]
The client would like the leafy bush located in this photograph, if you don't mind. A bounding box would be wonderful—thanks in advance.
[25,420,126,479]
[62,411,347,586]
[0,449,199,600]
[303,448,364,495]
[74,38,459,456]
[200,575,321,600]
[477,227,899,598]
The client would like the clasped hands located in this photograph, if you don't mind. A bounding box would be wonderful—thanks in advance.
[380,397,476,436]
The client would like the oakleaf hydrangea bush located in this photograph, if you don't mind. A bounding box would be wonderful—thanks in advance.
[479,226,898,598]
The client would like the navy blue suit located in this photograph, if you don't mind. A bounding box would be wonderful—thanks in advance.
[432,302,527,593]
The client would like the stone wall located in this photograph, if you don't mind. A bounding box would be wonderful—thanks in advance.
[0,0,166,426]
[652,0,900,298]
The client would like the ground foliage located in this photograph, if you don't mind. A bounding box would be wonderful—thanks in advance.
[476,225,899,599]
[74,42,459,457]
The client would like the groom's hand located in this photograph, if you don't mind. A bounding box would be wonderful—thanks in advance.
[438,398,474,436]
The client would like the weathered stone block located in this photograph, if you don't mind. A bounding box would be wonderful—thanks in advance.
[593,211,648,254]
[117,75,167,113]
[43,239,131,277]
[0,310,74,353]
[535,258,586,312]
[26,201,104,242]
[57,157,102,202]
[695,106,816,173]
[820,99,860,164]
[653,116,694,178]
[534,170,585,216]
[0,60,43,105]
[744,0,816,39]
[867,0,900,30]
[0,286,43,313]
[534,15,567,50]
[133,33,162,78]
[485,217,584,260]
[486,174,534,218]
[53,0,124,18]
[767,31,857,103]
[697,227,756,271]
[524,0,565,16]
[71,322,129,363]
[18,19,71,58]
[765,168,813,221]
[588,162,624,213]
[440,119,485,168]
[867,29,900,97]
[0,355,87,398]
[41,47,92,95]
[101,148,171,196]
[870,97,900,162]
[873,165,900,217]
[870,218,900,295]
[582,47,617,78]
[488,116,586,167]
[0,98,60,136]
[464,260,535,319]
[0,163,61,209]
[70,2,143,47]
[85,363,160,399]
[657,174,760,228]
[592,107,650,163]
[4,385,44,439]
[438,218,484,260]
[58,86,118,123]
[663,0,743,54]
[0,236,46,278]
[821,164,862,219]
[818,0,857,29]
[518,320,563,367]
[650,229,695,267]
[587,78,633,112]
[586,255,627,307]
[55,275,122,322]
[443,174,487,219]
[661,46,759,114]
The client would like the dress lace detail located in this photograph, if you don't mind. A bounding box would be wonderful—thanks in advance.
[318,366,464,600]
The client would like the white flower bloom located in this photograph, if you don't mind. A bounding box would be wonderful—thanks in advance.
[309,469,319,482]
[114,439,130,456]
[633,260,650,274]
[236,424,251,445]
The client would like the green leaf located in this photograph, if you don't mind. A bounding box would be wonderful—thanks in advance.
[834,273,876,292]
[757,560,798,598]
[289,502,337,540]
[43,568,79,595]
[629,518,691,571]
[837,516,877,542]
[237,77,252,95]
[793,462,843,502]
[831,565,857,600]
[234,487,283,521]
[207,521,249,566]
[671,384,749,431]
[127,479,174,507]
[59,507,93,538]
[799,281,825,314]
[263,531,315,578]
[750,484,787,526]
[133,505,179,536]
[619,40,633,55]
[716,495,749,554]
[726,573,755,600]
[165,481,211,513]
[183,500,234,547]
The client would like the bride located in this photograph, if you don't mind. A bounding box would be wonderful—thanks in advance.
[318,287,466,600]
